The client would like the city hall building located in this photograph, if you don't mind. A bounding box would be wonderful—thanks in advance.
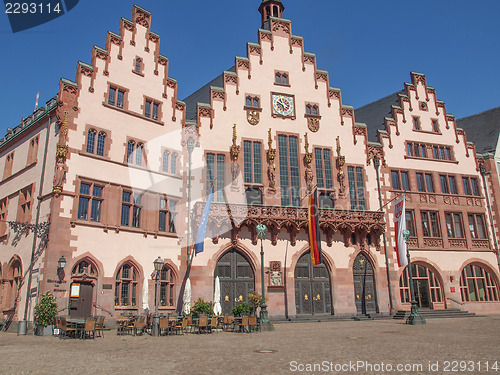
[1,1,499,330]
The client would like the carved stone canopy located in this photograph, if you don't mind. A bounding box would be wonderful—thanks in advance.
[192,202,385,248]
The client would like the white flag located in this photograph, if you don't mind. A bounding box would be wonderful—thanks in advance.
[34,91,39,111]
[393,194,408,267]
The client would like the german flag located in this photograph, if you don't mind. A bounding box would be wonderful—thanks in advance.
[308,188,323,266]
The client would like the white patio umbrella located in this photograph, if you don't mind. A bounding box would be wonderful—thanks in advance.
[182,278,192,315]
[213,276,222,316]
[142,278,149,313]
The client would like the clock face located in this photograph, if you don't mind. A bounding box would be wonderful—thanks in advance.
[272,94,294,117]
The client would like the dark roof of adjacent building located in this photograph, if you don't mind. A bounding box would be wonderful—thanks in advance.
[456,107,500,154]
[354,91,403,142]
[183,66,235,121]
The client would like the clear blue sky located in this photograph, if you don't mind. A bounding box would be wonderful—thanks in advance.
[1,0,499,137]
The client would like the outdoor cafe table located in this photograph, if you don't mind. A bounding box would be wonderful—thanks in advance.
[66,318,85,338]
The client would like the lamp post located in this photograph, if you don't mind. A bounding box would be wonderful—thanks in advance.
[256,223,274,331]
[57,256,66,282]
[152,256,164,336]
[403,229,426,325]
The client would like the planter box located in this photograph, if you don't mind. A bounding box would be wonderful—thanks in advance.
[35,325,54,336]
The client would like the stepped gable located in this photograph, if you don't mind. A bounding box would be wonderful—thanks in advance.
[457,107,500,154]
[71,4,185,123]
[355,91,403,142]
[182,12,355,132]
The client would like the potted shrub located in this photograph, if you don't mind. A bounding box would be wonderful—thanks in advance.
[34,291,58,336]
[190,298,213,317]
[231,302,252,317]
[248,291,267,316]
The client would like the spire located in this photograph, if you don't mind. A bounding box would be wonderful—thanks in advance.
[259,0,285,30]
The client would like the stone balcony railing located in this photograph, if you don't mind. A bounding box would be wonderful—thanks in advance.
[192,202,385,249]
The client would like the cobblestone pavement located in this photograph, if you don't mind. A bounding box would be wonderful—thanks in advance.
[1,317,499,375]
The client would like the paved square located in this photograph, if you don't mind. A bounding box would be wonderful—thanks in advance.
[1,317,499,374]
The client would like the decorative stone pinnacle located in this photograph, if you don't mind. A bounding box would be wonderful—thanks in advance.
[229,124,240,161]
[304,132,313,165]
[267,128,276,161]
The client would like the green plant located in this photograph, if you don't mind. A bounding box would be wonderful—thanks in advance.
[232,302,252,317]
[34,292,58,327]
[248,291,267,315]
[190,298,213,317]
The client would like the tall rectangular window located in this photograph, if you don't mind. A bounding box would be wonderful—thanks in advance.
[108,88,116,106]
[440,175,449,194]
[121,191,131,226]
[77,182,102,222]
[206,153,225,202]
[448,176,457,194]
[314,148,333,189]
[471,178,479,196]
[445,213,464,238]
[468,214,487,239]
[117,90,124,108]
[278,135,300,206]
[145,100,151,117]
[348,166,366,210]
[425,173,434,192]
[405,210,416,236]
[416,173,425,192]
[421,211,441,237]
[243,141,262,184]
[121,191,142,228]
[391,170,400,190]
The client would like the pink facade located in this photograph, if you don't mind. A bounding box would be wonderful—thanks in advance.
[0,2,499,330]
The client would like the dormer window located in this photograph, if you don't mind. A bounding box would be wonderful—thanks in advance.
[275,71,289,86]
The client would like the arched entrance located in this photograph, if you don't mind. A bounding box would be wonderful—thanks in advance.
[215,249,254,315]
[294,252,332,316]
[353,253,378,314]
[399,263,443,308]
[69,259,98,318]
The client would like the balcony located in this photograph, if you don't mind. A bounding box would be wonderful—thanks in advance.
[192,202,385,249]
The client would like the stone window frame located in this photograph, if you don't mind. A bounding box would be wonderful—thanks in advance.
[82,124,111,158]
[114,262,139,308]
[444,211,465,239]
[143,96,162,121]
[160,148,180,176]
[390,169,410,191]
[105,83,129,110]
[419,210,441,238]
[76,179,104,223]
[120,189,144,229]
[158,195,177,234]
[124,137,148,166]
[274,70,290,86]
[3,151,14,180]
[133,56,144,76]
[26,135,39,166]
[16,184,33,223]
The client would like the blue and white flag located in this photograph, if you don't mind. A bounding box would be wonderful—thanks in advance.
[194,185,214,255]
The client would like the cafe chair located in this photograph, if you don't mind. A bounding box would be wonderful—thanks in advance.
[208,316,218,333]
[159,317,170,336]
[197,316,209,334]
[173,317,188,335]
[95,316,105,338]
[248,316,258,332]
[81,318,96,340]
[59,317,77,339]
[236,315,249,333]
[131,315,147,336]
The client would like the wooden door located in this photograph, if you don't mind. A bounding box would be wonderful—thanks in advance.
[215,250,254,315]
[353,253,378,315]
[69,283,93,318]
[295,252,332,315]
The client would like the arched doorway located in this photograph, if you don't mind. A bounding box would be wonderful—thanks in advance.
[215,249,254,315]
[294,252,332,316]
[353,253,378,314]
[399,263,443,308]
[70,259,98,318]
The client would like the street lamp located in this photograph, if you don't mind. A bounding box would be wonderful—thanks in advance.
[402,229,426,325]
[152,256,164,336]
[57,256,66,282]
[256,224,274,331]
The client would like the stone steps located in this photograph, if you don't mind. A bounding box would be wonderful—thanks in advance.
[393,308,479,320]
